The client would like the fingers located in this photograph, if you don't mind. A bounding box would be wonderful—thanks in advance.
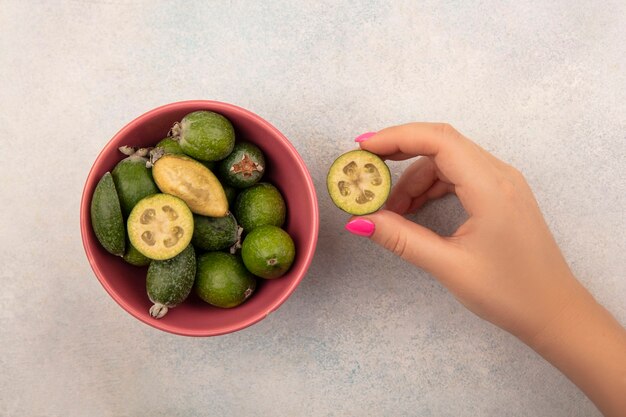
[354,210,458,276]
[359,123,499,214]
[385,157,437,213]
[406,180,456,213]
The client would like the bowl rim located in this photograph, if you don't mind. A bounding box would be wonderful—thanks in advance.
[80,99,319,337]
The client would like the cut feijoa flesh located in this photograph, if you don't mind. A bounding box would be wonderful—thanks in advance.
[151,153,228,217]
[127,193,193,260]
[90,172,125,256]
[146,244,196,319]
[326,149,391,215]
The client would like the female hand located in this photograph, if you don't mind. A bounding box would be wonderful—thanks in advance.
[347,123,626,417]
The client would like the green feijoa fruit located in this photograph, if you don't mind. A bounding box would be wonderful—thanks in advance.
[90,172,125,256]
[217,141,265,188]
[152,154,229,217]
[123,240,151,267]
[154,137,184,155]
[127,194,194,260]
[234,182,286,231]
[170,110,235,162]
[241,225,295,279]
[111,146,159,217]
[191,212,240,251]
[326,149,391,215]
[147,244,196,318]
[195,252,256,308]
[222,184,238,207]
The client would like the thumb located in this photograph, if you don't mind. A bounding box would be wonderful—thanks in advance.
[346,210,455,275]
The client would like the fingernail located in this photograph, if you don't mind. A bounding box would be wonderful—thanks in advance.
[345,218,375,237]
[355,132,376,142]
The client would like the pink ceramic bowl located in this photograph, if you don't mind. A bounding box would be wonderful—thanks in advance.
[80,100,319,336]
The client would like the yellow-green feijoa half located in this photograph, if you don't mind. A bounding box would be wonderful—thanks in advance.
[152,154,229,217]
[234,182,286,231]
[147,244,196,319]
[241,225,295,279]
[326,149,391,215]
[90,172,125,257]
[195,252,256,308]
[127,193,194,260]
[170,110,235,162]
[111,146,159,217]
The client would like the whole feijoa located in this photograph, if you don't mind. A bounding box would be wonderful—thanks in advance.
[241,225,295,279]
[90,172,125,257]
[234,182,286,232]
[191,212,240,252]
[154,137,184,155]
[146,244,196,319]
[111,146,159,217]
[195,252,256,308]
[218,142,265,188]
[170,110,235,162]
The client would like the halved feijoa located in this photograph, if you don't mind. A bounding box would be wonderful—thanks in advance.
[217,141,265,188]
[127,193,193,260]
[90,172,125,256]
[326,150,391,215]
[147,244,196,319]
[170,110,235,162]
[111,147,159,217]
[152,154,228,217]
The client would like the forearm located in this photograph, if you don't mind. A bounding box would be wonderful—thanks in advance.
[527,278,626,417]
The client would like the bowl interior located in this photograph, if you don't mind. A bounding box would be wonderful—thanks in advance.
[81,101,318,336]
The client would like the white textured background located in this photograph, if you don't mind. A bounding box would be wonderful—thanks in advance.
[1,1,625,416]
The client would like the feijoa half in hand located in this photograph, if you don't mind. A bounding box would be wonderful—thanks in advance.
[152,154,229,217]
[127,194,193,260]
[326,150,391,215]
[90,172,125,257]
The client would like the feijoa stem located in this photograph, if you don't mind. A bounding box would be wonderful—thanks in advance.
[149,303,169,319]
[169,122,182,139]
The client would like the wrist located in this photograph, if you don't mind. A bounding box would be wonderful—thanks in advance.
[522,277,626,417]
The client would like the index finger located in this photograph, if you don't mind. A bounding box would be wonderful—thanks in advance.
[359,123,495,188]
[358,123,499,213]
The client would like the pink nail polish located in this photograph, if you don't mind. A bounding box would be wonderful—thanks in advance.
[345,218,375,237]
[355,132,376,142]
